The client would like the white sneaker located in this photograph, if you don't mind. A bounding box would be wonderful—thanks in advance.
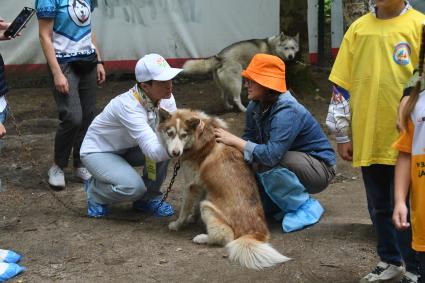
[48,165,65,189]
[400,271,420,283]
[74,167,92,181]
[359,261,405,283]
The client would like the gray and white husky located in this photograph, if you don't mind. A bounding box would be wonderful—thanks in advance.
[182,32,299,112]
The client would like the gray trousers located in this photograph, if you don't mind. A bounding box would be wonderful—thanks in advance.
[81,147,169,205]
[257,151,335,194]
[281,151,335,194]
[48,63,97,168]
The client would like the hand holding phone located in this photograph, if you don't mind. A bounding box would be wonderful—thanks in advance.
[0,21,11,41]
[3,7,35,38]
[0,17,10,31]
[0,17,11,40]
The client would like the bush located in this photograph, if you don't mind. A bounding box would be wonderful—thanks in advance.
[325,0,331,18]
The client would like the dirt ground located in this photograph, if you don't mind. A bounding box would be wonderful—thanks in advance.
[0,69,378,283]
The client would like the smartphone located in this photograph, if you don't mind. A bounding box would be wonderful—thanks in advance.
[4,7,35,38]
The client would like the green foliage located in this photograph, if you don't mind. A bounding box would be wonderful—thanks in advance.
[325,0,331,17]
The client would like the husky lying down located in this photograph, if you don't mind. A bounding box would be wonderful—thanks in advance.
[182,32,299,112]
[158,108,290,269]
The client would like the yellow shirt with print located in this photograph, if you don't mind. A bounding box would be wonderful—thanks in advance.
[329,8,425,167]
[393,92,425,252]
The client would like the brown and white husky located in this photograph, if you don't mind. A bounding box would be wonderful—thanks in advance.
[157,108,290,269]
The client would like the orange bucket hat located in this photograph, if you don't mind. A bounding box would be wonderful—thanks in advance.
[241,53,287,93]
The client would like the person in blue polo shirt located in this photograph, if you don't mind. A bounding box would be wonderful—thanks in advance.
[36,0,106,190]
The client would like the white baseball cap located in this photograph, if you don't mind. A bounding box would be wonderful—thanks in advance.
[135,53,183,82]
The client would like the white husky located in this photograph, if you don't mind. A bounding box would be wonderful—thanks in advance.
[182,32,299,112]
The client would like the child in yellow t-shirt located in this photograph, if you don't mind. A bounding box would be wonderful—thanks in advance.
[327,0,425,282]
[393,33,425,282]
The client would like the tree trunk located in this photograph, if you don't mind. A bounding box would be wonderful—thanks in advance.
[343,0,370,29]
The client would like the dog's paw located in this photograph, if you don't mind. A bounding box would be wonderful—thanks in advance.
[224,102,233,110]
[192,234,208,244]
[168,220,182,231]
[186,214,197,224]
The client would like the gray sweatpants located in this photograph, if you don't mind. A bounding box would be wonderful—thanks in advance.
[256,151,335,194]
[280,151,335,194]
[48,63,97,168]
[81,147,169,205]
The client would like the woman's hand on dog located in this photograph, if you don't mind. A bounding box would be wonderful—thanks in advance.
[214,128,238,145]
[214,128,246,152]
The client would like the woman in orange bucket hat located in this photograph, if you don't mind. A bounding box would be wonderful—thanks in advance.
[215,53,336,232]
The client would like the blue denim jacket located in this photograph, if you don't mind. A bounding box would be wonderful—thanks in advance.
[243,91,336,167]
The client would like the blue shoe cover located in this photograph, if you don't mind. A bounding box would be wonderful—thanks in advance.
[0,262,25,282]
[133,197,174,217]
[259,190,280,216]
[282,197,324,233]
[256,167,309,213]
[0,249,21,263]
[87,200,108,218]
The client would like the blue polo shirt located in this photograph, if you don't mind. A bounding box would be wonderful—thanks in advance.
[35,0,96,63]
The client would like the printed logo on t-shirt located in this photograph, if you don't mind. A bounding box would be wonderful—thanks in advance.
[68,0,91,27]
[393,42,411,66]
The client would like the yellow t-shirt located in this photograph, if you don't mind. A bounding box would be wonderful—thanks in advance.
[393,92,425,252]
[329,9,425,167]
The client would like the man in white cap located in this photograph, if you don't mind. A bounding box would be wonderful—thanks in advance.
[80,53,182,218]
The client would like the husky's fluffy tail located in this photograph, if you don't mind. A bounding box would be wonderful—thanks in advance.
[182,56,221,75]
[226,235,291,269]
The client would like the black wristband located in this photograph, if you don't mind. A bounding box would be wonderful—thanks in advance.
[97,61,104,65]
